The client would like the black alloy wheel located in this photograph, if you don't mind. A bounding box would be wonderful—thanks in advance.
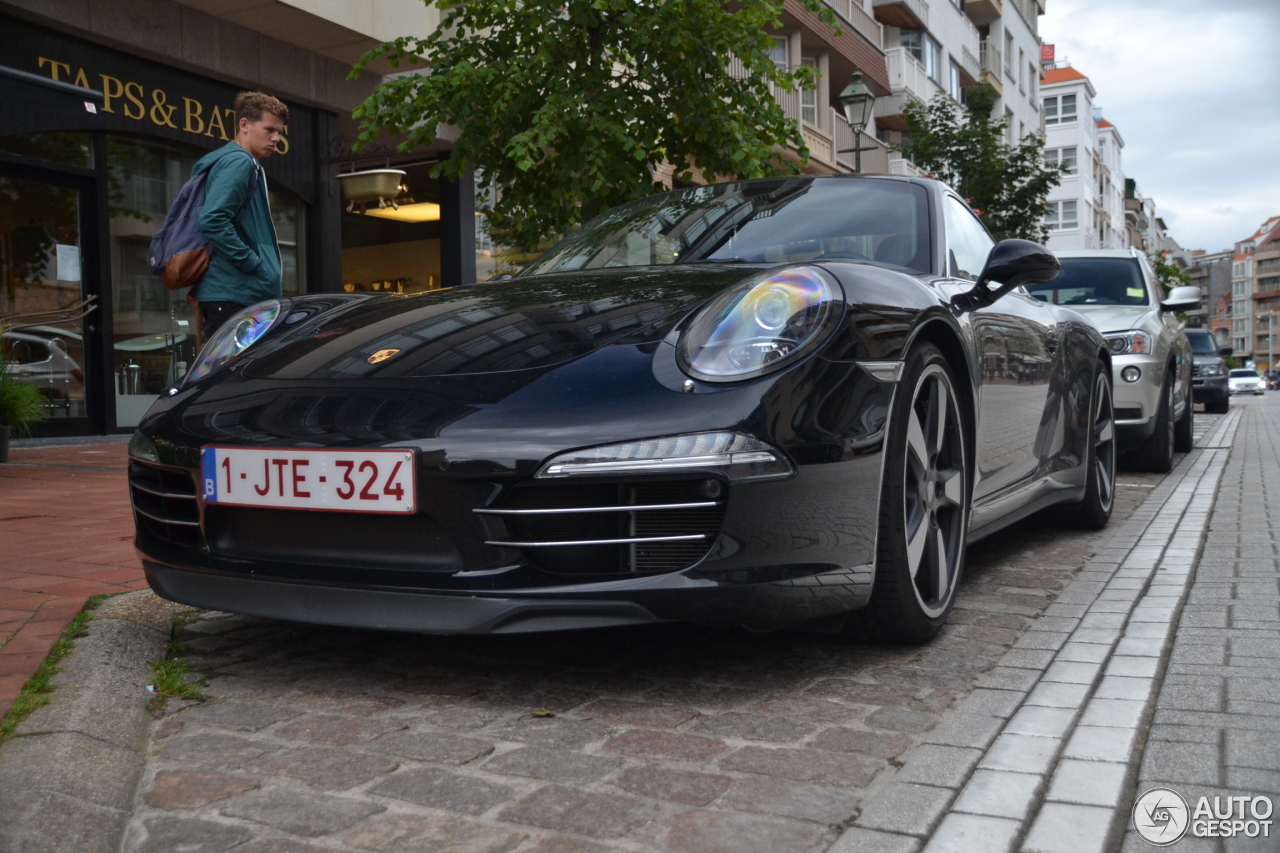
[1174,384,1194,453]
[1066,364,1116,529]
[1134,375,1174,473]
[860,343,968,644]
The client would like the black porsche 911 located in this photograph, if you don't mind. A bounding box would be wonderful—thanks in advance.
[130,175,1115,643]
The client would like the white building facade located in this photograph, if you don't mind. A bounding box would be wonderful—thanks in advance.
[867,0,1046,176]
[1038,65,1127,250]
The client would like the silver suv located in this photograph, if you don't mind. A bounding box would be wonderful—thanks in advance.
[1027,249,1199,472]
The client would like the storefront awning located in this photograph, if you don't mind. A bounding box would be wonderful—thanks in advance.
[0,64,103,139]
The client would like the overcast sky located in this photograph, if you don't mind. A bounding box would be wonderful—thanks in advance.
[1041,0,1280,252]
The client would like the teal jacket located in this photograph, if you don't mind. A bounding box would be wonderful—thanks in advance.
[193,142,281,305]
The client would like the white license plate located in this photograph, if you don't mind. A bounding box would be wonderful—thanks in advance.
[200,447,416,513]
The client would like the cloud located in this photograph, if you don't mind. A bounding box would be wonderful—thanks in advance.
[1041,0,1280,251]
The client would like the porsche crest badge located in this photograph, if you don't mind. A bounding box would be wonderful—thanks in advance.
[367,348,401,365]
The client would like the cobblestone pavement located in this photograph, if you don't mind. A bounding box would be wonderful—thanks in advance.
[1121,394,1280,853]
[0,439,145,718]
[117,412,1225,853]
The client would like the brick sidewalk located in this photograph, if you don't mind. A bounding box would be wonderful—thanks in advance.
[0,442,145,718]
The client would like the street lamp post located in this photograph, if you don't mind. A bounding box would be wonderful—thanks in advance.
[836,71,877,174]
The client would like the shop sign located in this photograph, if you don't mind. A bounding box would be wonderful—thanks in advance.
[0,14,318,200]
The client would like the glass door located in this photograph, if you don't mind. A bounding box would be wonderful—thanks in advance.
[0,174,90,426]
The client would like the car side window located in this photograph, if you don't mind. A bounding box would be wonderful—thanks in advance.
[944,197,995,281]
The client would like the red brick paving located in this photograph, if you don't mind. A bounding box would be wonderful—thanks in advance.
[0,441,145,718]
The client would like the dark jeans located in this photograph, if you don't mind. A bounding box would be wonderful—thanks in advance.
[199,301,247,342]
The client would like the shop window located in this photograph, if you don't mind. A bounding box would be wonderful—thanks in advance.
[0,132,93,168]
[106,135,307,427]
[0,174,86,420]
[341,161,444,295]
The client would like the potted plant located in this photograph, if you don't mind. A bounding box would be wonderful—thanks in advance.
[0,348,48,462]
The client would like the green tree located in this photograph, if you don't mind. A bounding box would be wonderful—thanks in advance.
[898,84,1060,242]
[351,0,839,252]
[1147,250,1191,297]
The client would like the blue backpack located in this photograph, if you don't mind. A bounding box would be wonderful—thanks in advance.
[147,156,259,291]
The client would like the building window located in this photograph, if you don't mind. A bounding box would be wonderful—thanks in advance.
[1029,63,1038,100]
[1004,31,1015,77]
[902,30,942,82]
[769,37,787,71]
[1233,280,1248,298]
[1259,257,1280,273]
[1005,108,1015,144]
[1044,94,1077,125]
[1018,48,1026,93]
[1260,276,1280,292]
[1044,200,1078,230]
[1044,147,1078,175]
[949,61,963,102]
[800,57,817,125]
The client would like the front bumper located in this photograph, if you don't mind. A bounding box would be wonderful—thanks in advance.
[1228,383,1265,395]
[134,452,884,634]
[1192,375,1228,402]
[1111,354,1163,441]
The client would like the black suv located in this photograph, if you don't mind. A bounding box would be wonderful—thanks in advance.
[1186,329,1230,413]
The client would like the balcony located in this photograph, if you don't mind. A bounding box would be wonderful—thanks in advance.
[824,0,885,50]
[876,47,943,132]
[832,109,890,174]
[872,0,928,30]
[964,0,1003,20]
[888,155,923,177]
[955,12,982,85]
[979,39,1003,93]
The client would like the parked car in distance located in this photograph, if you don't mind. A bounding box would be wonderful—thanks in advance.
[1028,248,1198,473]
[1228,368,1266,396]
[1185,329,1230,414]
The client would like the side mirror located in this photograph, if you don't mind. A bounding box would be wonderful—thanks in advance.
[954,239,1059,312]
[1219,346,1233,357]
[1161,285,1202,312]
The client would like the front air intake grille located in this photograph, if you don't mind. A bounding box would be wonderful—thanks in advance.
[479,479,727,576]
[1114,407,1143,421]
[129,460,202,546]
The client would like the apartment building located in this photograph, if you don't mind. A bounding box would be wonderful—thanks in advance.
[1239,216,1280,368]
[1228,217,1280,364]
[743,0,893,177]
[1037,66,1127,250]
[1186,249,1233,339]
[868,0,1046,175]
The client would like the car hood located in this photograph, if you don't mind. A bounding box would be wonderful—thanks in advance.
[1063,304,1151,334]
[242,265,757,381]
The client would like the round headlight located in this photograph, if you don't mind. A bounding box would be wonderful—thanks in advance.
[185,300,282,384]
[1121,366,1141,383]
[679,267,840,381]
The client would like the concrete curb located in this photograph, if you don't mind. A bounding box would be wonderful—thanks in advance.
[828,411,1239,853]
[0,595,171,853]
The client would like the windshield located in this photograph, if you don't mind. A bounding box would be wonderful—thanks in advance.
[1026,257,1148,306]
[522,178,932,276]
[1186,332,1218,356]
[1230,369,1258,378]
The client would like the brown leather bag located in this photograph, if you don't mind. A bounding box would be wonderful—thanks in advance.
[161,249,210,291]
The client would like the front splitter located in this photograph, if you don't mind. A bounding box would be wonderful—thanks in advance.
[143,562,661,634]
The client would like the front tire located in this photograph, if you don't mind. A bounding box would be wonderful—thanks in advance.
[860,344,969,644]
[1206,397,1229,414]
[1174,387,1193,453]
[1133,374,1174,473]
[1064,363,1116,529]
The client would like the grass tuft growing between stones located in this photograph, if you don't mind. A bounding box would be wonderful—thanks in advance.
[146,615,206,714]
[0,594,110,742]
